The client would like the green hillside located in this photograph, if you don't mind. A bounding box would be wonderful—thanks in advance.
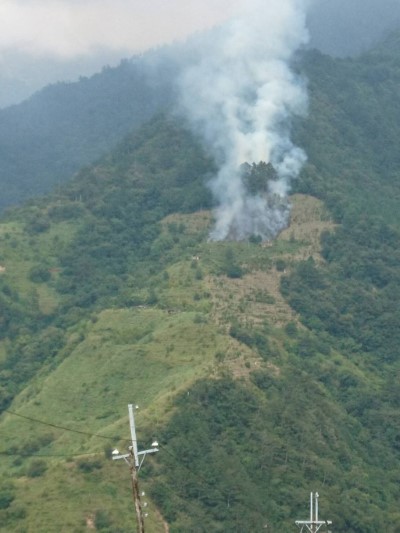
[0,54,175,210]
[0,36,400,532]
[297,36,400,227]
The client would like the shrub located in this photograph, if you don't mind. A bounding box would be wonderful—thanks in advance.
[7,504,27,520]
[285,321,298,337]
[0,490,14,509]
[29,266,51,283]
[249,234,262,244]
[26,459,47,478]
[225,263,243,279]
[77,459,102,473]
[94,509,112,530]
[275,259,287,272]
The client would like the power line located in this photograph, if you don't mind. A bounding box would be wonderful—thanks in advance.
[0,450,99,458]
[2,411,224,504]
[2,375,271,448]
[3,408,128,442]
[2,407,267,521]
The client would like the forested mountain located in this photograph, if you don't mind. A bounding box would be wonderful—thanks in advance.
[307,0,400,57]
[0,52,176,210]
[0,33,399,532]
[2,23,400,216]
[297,32,400,226]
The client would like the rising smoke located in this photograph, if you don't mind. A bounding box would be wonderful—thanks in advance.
[179,0,310,241]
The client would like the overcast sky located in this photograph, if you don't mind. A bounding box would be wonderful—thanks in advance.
[0,0,242,59]
[0,0,400,108]
[0,0,244,107]
[1,0,399,65]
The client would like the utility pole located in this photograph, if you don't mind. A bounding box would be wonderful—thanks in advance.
[295,492,332,533]
[112,404,159,533]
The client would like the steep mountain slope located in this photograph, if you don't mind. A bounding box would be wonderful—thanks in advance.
[0,54,175,210]
[0,103,399,531]
[0,37,400,532]
[295,39,400,227]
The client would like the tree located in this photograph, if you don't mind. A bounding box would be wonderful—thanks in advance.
[242,161,278,195]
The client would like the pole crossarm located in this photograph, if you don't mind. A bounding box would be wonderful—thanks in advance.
[112,453,130,461]
[112,449,158,462]
[138,448,159,456]
[138,448,159,471]
[295,520,330,533]
[295,493,332,532]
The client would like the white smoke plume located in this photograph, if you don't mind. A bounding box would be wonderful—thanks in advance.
[179,0,310,241]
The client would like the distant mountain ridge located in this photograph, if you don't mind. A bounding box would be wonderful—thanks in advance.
[307,0,400,57]
[1,0,399,111]
[0,55,175,209]
[2,25,400,213]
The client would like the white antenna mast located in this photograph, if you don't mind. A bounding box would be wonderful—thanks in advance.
[295,492,332,533]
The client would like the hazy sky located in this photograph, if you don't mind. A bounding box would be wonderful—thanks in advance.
[0,0,241,59]
[0,0,245,107]
[1,0,399,61]
[0,0,400,108]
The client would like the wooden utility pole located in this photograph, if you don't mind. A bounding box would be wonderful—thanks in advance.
[112,404,159,533]
[130,453,145,533]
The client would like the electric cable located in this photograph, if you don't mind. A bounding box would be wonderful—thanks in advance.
[2,391,278,519]
[1,408,270,521]
[0,450,99,458]
[3,408,128,442]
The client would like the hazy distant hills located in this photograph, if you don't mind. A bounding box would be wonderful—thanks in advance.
[1,0,399,111]
[0,19,400,212]
[0,49,130,110]
[307,0,400,57]
[1,23,400,212]
[0,54,176,210]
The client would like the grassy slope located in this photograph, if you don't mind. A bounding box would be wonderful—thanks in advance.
[0,123,397,531]
[0,187,397,531]
[0,194,355,532]
[1,37,400,531]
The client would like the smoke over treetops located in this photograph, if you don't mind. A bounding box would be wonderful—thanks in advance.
[178,0,310,241]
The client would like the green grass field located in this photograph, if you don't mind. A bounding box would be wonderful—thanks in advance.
[0,195,344,532]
